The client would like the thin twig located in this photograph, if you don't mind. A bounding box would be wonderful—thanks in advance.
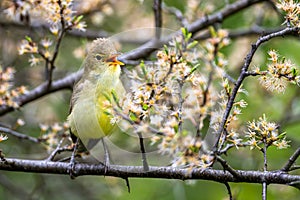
[289,165,300,171]
[120,0,266,61]
[153,0,162,39]
[216,156,240,178]
[46,0,68,89]
[281,147,300,172]
[224,182,233,200]
[262,182,267,200]
[0,126,41,143]
[219,143,248,154]
[123,177,131,193]
[136,132,149,171]
[162,3,189,27]
[46,137,73,161]
[262,138,268,200]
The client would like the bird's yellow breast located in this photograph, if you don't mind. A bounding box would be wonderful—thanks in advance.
[68,64,124,140]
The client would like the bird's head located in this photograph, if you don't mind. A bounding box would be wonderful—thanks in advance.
[84,38,124,73]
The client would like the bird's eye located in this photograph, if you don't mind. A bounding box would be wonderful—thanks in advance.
[95,54,102,60]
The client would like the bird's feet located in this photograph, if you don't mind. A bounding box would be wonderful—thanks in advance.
[68,160,77,179]
[68,139,79,179]
[101,139,110,175]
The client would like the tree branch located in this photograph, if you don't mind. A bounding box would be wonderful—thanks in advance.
[0,158,299,185]
[212,26,300,153]
[119,0,267,61]
[281,147,300,172]
[153,0,162,39]
[0,70,80,116]
[0,126,41,143]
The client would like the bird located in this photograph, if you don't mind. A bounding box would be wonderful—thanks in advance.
[67,38,125,164]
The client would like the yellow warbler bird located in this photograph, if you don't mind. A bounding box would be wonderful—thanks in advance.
[67,38,125,153]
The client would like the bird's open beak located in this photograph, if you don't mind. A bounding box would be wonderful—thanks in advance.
[106,55,125,66]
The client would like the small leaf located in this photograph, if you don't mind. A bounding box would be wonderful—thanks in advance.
[140,61,147,77]
[190,63,200,74]
[181,27,188,37]
[292,67,298,77]
[103,110,112,116]
[163,45,169,55]
[173,124,178,133]
[186,33,192,41]
[74,15,84,23]
[129,111,138,122]
[187,40,198,49]
[209,26,217,38]
[25,36,32,43]
[102,92,111,103]
[111,89,119,104]
[142,103,149,110]
[277,132,286,140]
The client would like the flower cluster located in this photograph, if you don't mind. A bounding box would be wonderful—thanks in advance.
[18,36,54,66]
[0,66,27,108]
[246,114,289,150]
[277,0,300,27]
[4,0,86,33]
[9,0,87,67]
[40,122,69,152]
[258,50,300,93]
[203,28,230,64]
[112,30,225,169]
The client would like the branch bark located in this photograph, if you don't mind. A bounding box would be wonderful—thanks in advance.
[0,158,299,186]
[0,70,80,116]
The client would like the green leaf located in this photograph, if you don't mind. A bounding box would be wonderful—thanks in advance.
[140,61,147,77]
[292,67,298,77]
[102,92,111,103]
[129,111,138,122]
[181,27,188,37]
[209,26,217,38]
[25,36,32,43]
[190,63,200,74]
[103,110,112,116]
[187,40,198,49]
[277,132,286,140]
[186,33,192,41]
[142,103,149,110]
[111,89,119,104]
[163,45,169,55]
[75,15,84,23]
[173,124,178,133]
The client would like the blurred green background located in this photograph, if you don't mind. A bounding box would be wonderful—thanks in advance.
[0,0,299,199]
